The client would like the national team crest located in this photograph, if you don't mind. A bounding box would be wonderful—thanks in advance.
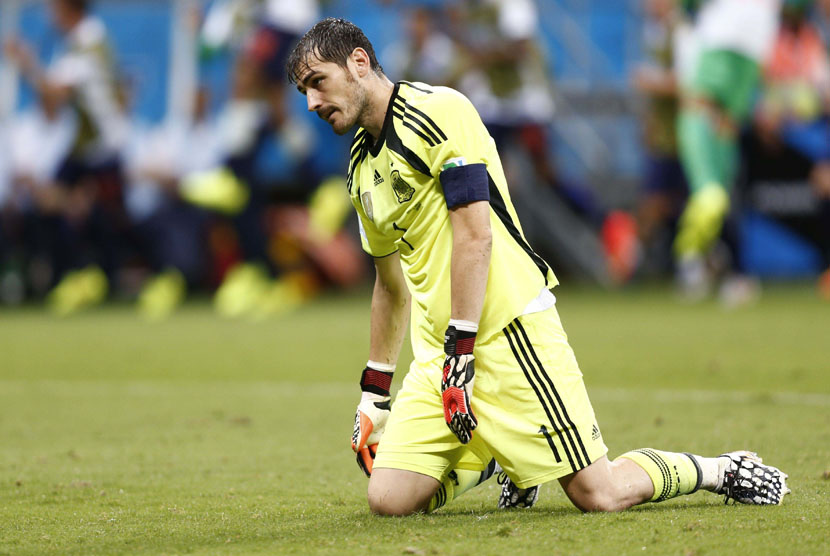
[391,170,415,203]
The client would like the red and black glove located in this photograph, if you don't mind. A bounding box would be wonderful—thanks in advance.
[351,362,393,477]
[441,323,478,444]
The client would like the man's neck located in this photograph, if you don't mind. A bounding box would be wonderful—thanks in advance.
[361,76,395,139]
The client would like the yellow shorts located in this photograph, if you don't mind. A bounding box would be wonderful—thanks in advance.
[374,305,608,489]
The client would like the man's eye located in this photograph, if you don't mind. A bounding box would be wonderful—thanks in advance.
[313,77,323,86]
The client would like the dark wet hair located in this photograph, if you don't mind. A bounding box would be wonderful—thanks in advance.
[286,17,384,84]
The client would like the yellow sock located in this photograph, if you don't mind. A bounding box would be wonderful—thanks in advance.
[618,449,703,502]
[428,461,496,512]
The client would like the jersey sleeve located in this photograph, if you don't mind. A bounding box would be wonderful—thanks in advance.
[420,90,493,208]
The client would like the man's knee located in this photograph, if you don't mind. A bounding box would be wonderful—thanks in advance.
[367,468,440,516]
[565,486,624,513]
[558,456,651,513]
[367,484,423,516]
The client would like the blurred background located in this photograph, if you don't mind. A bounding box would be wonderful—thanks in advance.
[0,0,828,320]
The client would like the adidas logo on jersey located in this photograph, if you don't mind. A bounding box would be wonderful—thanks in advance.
[373,169,384,186]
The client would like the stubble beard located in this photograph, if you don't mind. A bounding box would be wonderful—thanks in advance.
[332,72,369,136]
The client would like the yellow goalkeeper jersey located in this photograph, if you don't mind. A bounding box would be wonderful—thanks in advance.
[349,81,557,362]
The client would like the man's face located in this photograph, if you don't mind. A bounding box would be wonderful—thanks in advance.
[50,0,77,34]
[296,56,368,136]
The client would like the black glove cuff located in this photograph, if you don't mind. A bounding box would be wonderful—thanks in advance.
[444,326,477,356]
[360,366,394,397]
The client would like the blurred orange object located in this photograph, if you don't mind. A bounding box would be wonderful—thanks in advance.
[819,267,830,300]
[601,210,640,284]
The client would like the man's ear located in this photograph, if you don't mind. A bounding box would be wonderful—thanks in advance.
[350,47,371,78]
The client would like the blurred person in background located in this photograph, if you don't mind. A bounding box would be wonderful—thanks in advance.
[758,0,830,159]
[449,0,565,205]
[3,0,128,315]
[187,0,362,318]
[0,121,16,304]
[450,0,638,283]
[632,0,689,277]
[753,0,830,296]
[123,87,220,320]
[185,0,317,318]
[674,0,780,302]
[382,5,461,87]
[0,88,77,306]
[812,0,830,48]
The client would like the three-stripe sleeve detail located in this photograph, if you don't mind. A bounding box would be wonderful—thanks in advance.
[347,131,368,193]
[401,102,447,142]
[393,100,439,145]
[400,80,434,95]
[392,99,446,148]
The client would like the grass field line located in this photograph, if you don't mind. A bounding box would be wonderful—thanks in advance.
[1,379,829,407]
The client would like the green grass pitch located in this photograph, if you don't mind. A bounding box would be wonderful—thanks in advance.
[1,284,828,555]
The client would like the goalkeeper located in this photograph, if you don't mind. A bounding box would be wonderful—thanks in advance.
[288,18,790,515]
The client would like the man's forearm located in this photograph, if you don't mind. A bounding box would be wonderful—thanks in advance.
[368,264,410,366]
[449,201,492,325]
[450,236,491,325]
[442,201,490,445]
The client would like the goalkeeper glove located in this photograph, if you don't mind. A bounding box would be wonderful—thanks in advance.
[441,321,478,444]
[352,361,394,477]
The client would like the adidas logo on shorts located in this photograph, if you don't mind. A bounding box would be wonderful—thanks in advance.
[592,424,601,441]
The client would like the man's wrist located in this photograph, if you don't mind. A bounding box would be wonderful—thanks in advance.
[360,360,395,397]
[444,320,478,356]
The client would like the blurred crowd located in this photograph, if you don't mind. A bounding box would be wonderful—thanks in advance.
[1,0,829,318]
[633,0,830,302]
[0,0,363,319]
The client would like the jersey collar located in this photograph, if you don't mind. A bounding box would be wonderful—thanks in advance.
[368,82,400,157]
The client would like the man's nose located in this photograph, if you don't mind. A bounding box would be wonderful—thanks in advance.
[307,90,322,112]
